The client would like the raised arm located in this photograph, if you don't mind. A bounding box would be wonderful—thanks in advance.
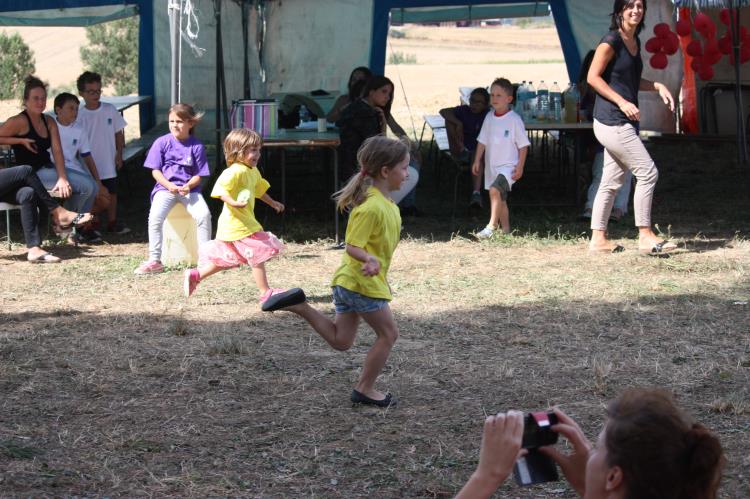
[46,117,73,198]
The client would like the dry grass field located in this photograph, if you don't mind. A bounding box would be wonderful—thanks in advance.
[385,24,568,138]
[1,23,749,499]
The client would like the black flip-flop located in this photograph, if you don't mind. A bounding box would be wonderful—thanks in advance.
[640,240,677,255]
[351,389,396,408]
[261,288,306,312]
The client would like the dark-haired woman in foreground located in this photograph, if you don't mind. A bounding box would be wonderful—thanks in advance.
[457,388,724,499]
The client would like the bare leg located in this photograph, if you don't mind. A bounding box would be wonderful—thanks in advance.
[197,262,222,281]
[488,187,501,229]
[285,302,360,351]
[472,161,483,192]
[108,193,118,224]
[252,263,270,295]
[356,305,399,400]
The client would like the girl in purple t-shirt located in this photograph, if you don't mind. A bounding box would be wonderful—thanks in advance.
[134,103,212,275]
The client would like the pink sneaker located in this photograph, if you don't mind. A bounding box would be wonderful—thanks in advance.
[259,288,285,304]
[134,260,164,275]
[184,269,201,297]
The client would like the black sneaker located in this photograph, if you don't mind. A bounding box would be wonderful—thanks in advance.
[107,221,131,235]
[469,192,483,208]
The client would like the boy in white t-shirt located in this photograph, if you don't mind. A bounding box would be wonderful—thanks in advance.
[76,71,130,234]
[53,92,106,243]
[471,78,530,237]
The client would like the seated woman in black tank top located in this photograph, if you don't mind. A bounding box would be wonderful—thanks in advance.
[0,75,97,216]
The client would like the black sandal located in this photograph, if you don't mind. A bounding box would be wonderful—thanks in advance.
[58,212,94,230]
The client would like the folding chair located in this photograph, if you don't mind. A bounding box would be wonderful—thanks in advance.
[0,202,21,249]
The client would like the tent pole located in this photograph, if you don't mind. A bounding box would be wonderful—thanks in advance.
[215,0,225,176]
[169,0,180,105]
[732,4,748,165]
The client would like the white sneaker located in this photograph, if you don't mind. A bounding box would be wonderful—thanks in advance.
[475,225,496,239]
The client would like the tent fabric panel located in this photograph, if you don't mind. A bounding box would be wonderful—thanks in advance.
[390,3,550,24]
[0,5,137,27]
[674,0,750,6]
[151,0,373,127]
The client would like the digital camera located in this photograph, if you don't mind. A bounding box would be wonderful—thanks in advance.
[513,411,560,486]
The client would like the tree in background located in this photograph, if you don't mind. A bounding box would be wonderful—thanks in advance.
[0,32,36,100]
[80,17,138,95]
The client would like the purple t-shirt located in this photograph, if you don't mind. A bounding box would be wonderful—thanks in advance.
[144,133,210,200]
[452,105,487,151]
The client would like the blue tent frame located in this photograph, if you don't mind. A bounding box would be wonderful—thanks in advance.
[369,0,582,82]
[1,0,583,132]
[0,0,155,131]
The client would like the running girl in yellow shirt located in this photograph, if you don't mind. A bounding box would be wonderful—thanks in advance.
[284,135,409,408]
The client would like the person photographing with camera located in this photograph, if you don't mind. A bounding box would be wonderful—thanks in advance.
[457,388,724,499]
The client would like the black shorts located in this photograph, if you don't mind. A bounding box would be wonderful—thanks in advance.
[100,177,118,195]
[490,174,510,201]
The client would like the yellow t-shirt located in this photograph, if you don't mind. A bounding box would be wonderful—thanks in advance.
[331,187,401,300]
[211,162,270,241]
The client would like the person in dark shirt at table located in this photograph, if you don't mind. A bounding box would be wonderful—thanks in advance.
[440,87,490,208]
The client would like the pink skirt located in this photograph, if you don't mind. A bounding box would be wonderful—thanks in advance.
[199,231,284,268]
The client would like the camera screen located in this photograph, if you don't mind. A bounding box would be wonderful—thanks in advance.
[521,412,559,449]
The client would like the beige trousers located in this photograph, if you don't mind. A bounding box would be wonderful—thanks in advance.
[591,120,658,231]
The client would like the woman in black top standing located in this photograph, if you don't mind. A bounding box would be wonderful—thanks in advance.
[587,0,676,254]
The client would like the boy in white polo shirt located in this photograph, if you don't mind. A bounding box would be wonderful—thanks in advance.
[76,71,130,234]
[53,92,105,243]
[471,77,530,237]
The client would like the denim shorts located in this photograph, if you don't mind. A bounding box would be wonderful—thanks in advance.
[332,285,388,314]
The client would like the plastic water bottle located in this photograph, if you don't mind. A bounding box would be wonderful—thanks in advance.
[526,81,537,120]
[537,80,549,121]
[516,81,527,120]
[563,83,580,123]
[299,104,310,123]
[550,82,562,122]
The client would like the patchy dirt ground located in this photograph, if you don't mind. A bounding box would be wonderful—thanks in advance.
[1,137,749,497]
